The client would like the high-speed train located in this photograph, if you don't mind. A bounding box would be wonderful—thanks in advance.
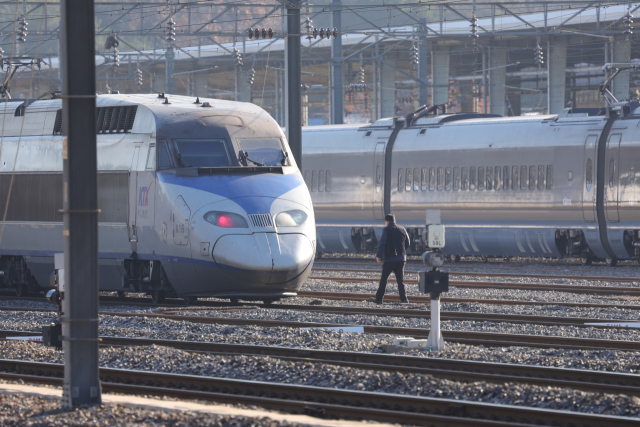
[302,105,640,266]
[0,94,315,303]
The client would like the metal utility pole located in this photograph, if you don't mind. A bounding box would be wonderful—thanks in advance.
[60,0,101,407]
[283,0,302,168]
[166,48,175,94]
[418,19,429,106]
[331,0,343,124]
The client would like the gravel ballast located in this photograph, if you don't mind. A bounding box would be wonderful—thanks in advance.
[2,341,640,418]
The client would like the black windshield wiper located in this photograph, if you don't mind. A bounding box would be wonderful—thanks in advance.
[240,150,265,167]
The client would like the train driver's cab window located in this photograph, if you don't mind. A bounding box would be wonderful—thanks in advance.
[586,158,593,191]
[172,139,231,167]
[238,139,288,166]
[146,144,156,170]
[158,141,173,169]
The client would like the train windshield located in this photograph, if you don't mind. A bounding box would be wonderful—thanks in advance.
[238,139,287,166]
[172,139,232,167]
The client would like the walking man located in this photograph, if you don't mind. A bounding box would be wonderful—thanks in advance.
[370,214,410,304]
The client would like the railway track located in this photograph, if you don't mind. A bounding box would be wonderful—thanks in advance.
[2,306,640,350]
[308,275,640,295]
[2,330,640,397]
[0,356,638,426]
[312,266,640,283]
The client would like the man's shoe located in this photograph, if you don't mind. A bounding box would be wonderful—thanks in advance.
[369,297,382,304]
[399,299,410,304]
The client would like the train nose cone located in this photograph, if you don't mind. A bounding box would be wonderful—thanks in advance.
[212,233,313,285]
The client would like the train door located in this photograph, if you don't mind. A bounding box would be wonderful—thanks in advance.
[582,135,598,223]
[128,146,141,252]
[373,141,385,220]
[605,134,622,223]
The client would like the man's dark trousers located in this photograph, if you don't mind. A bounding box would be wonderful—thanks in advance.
[376,261,407,302]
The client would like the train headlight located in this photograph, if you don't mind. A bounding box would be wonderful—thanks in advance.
[275,210,308,227]
[203,211,249,228]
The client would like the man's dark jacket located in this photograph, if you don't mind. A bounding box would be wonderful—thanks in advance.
[376,221,410,263]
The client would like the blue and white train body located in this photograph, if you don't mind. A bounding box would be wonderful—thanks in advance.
[0,94,315,303]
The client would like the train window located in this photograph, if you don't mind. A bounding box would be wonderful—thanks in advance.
[512,166,518,190]
[503,166,509,190]
[429,167,436,191]
[437,167,444,191]
[494,166,501,191]
[304,170,311,188]
[586,158,593,190]
[546,165,553,189]
[398,169,404,192]
[520,166,527,190]
[469,166,476,190]
[609,157,616,188]
[461,167,468,190]
[445,167,452,191]
[421,168,428,191]
[311,170,318,192]
[537,165,545,190]
[529,166,536,190]
[478,166,484,190]
[173,139,231,167]
[486,166,493,190]
[319,170,325,192]
[326,170,331,192]
[238,139,287,166]
[158,141,173,169]
[406,168,412,191]
[146,144,156,169]
[413,168,420,191]
[453,167,460,190]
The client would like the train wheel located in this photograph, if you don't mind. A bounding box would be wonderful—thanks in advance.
[230,298,239,305]
[184,296,198,305]
[581,256,593,266]
[151,290,166,304]
[452,255,460,263]
[14,284,28,297]
[117,291,127,299]
[263,299,275,306]
[606,258,618,267]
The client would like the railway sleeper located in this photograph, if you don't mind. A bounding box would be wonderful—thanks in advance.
[122,258,176,303]
[0,256,42,296]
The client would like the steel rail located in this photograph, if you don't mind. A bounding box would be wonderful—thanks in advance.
[308,275,640,295]
[312,266,640,283]
[3,293,640,312]
[0,302,635,329]
[2,308,640,350]
[3,330,640,397]
[0,358,639,427]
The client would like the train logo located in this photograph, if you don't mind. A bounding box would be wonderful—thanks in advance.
[138,186,151,207]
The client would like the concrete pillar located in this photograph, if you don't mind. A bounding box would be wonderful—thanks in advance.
[547,37,567,114]
[489,47,507,115]
[380,60,395,118]
[194,67,208,97]
[432,47,450,105]
[418,21,429,106]
[612,36,631,101]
